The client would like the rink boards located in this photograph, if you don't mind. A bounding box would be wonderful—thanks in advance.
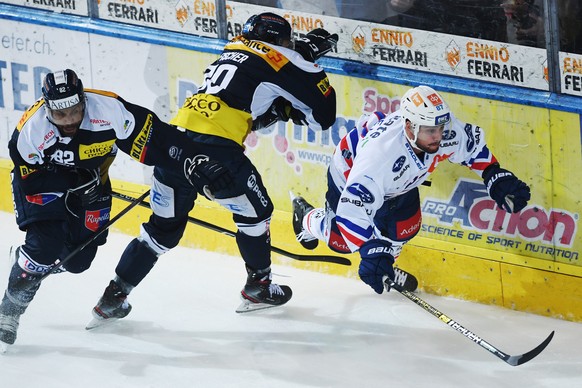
[0,4,581,322]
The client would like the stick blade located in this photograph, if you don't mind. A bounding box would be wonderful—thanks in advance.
[506,330,555,366]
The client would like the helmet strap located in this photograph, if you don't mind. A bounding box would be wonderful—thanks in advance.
[404,120,422,152]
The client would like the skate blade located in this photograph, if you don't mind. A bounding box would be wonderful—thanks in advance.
[85,316,121,330]
[236,299,282,313]
[0,340,10,354]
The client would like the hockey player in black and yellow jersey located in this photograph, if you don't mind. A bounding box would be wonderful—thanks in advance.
[88,12,338,326]
[0,69,229,349]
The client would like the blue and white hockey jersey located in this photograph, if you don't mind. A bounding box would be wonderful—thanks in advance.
[329,110,498,252]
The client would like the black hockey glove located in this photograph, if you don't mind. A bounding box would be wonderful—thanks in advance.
[271,97,308,126]
[184,157,234,196]
[251,97,308,131]
[67,168,102,207]
[483,164,530,213]
[294,28,339,62]
[358,239,396,294]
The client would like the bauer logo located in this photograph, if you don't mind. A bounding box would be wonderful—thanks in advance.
[422,178,578,247]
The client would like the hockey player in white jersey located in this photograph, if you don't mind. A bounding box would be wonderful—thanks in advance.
[292,85,530,293]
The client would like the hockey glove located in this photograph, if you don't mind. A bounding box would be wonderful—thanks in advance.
[483,163,530,213]
[67,168,102,207]
[252,97,308,131]
[271,97,308,126]
[294,28,339,62]
[184,158,234,195]
[358,239,396,294]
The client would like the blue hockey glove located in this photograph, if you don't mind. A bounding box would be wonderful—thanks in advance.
[358,239,396,294]
[483,164,530,213]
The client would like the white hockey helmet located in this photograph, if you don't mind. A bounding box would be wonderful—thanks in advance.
[400,85,451,144]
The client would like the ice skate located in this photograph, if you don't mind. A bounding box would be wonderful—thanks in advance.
[0,257,42,349]
[290,192,319,250]
[86,280,132,330]
[236,266,292,313]
[0,314,19,353]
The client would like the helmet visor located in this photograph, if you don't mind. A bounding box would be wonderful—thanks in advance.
[278,35,294,49]
[418,124,446,137]
[46,100,84,136]
[277,25,294,49]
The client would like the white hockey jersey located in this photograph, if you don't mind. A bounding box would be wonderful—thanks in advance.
[329,110,498,252]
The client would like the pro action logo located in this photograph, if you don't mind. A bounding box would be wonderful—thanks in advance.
[422,178,578,247]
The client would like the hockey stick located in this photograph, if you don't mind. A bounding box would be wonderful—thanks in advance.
[383,277,554,366]
[37,190,151,282]
[111,191,352,266]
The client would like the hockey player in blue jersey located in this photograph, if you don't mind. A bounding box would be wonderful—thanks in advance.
[292,85,530,294]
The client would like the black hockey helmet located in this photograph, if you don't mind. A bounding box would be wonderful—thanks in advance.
[242,12,293,48]
[42,69,86,137]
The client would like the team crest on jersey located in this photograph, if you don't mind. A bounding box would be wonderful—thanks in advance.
[347,183,375,203]
[392,156,406,172]
[85,208,110,232]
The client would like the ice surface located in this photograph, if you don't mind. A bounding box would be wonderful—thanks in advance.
[0,211,580,387]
